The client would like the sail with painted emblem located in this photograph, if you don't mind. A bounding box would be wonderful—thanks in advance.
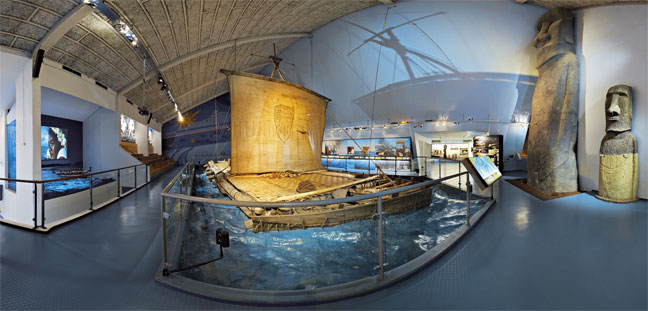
[221,70,330,174]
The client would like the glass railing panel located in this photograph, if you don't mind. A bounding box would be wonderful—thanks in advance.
[119,167,137,194]
[167,171,379,290]
[173,202,379,290]
[163,196,187,270]
[381,181,486,273]
[90,171,119,208]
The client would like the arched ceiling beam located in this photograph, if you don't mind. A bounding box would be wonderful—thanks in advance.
[117,32,309,95]
[161,89,231,124]
[149,62,268,115]
[32,3,93,58]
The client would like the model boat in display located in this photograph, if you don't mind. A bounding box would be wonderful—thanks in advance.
[53,166,91,177]
[204,70,432,232]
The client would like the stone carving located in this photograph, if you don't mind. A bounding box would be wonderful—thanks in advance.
[527,8,580,193]
[596,85,638,203]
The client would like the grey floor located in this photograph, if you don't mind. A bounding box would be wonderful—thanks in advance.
[1,168,646,310]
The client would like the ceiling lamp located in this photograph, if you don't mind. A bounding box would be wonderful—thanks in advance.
[82,0,97,7]
[177,111,184,122]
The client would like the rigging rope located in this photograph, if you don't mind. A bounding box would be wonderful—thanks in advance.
[365,6,392,177]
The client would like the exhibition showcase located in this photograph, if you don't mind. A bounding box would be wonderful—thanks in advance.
[0,0,646,309]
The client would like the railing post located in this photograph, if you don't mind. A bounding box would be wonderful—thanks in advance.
[394,157,397,175]
[438,159,441,179]
[345,157,348,173]
[134,166,137,188]
[162,196,168,266]
[89,176,94,210]
[41,183,46,229]
[146,164,149,183]
[117,169,121,197]
[40,183,46,229]
[424,157,427,177]
[33,183,37,228]
[458,162,461,189]
[466,179,472,226]
[377,195,384,281]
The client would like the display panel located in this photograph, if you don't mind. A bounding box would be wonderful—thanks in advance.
[120,115,136,143]
[462,156,502,190]
[323,137,411,157]
[41,126,68,160]
[148,128,153,146]
[7,120,16,190]
[322,137,412,174]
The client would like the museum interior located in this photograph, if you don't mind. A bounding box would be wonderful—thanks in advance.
[0,0,646,309]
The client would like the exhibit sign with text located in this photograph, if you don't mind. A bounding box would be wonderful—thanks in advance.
[462,156,502,190]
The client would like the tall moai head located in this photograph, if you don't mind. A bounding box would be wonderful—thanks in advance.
[605,85,633,132]
[532,8,575,68]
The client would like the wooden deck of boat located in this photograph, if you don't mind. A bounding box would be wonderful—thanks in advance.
[226,171,366,202]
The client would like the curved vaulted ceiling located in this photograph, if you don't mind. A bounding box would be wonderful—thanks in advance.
[1,0,383,122]
[3,0,642,122]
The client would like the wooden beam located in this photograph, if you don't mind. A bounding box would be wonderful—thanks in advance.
[32,4,93,58]
[117,32,309,95]
[150,62,268,116]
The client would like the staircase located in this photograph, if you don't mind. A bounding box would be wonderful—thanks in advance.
[120,142,176,178]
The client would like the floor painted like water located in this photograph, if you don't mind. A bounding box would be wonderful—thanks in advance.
[175,173,489,290]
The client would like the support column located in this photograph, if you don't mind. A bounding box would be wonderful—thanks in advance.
[11,62,42,224]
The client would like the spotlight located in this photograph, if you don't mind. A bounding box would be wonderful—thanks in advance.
[178,111,184,122]
[161,84,167,91]
[157,77,164,84]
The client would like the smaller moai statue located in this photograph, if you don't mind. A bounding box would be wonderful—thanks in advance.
[596,85,639,203]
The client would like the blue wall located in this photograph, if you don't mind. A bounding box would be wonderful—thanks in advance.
[162,93,231,164]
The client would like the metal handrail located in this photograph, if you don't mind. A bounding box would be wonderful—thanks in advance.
[1,163,152,230]
[161,163,468,208]
[160,160,480,284]
[0,163,147,184]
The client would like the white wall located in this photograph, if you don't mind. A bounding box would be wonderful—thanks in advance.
[83,107,140,172]
[0,47,30,110]
[152,129,162,155]
[2,61,44,224]
[39,59,161,131]
[0,108,6,212]
[0,42,163,225]
[268,0,546,159]
[135,121,148,155]
[576,5,647,199]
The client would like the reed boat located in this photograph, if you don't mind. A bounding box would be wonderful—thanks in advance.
[204,70,433,232]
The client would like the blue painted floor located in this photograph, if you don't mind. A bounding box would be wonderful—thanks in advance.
[1,168,646,309]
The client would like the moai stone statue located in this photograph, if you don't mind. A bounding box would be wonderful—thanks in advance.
[527,8,580,193]
[596,85,638,203]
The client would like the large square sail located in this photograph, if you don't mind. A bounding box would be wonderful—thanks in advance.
[222,70,330,174]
